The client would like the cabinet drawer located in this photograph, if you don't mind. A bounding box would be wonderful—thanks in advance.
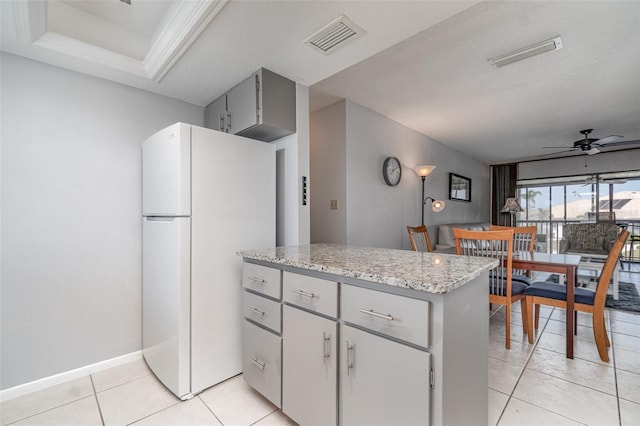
[341,285,430,348]
[243,263,281,300]
[243,320,282,407]
[283,272,338,318]
[243,290,281,333]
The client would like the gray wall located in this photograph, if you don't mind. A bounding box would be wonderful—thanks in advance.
[0,53,204,389]
[310,101,347,244]
[310,100,490,249]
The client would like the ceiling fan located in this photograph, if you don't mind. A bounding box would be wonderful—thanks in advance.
[540,129,640,157]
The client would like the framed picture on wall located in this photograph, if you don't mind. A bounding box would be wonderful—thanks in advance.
[449,173,471,202]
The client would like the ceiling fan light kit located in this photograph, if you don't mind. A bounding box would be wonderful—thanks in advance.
[489,36,563,68]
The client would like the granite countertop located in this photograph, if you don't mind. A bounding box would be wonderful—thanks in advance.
[239,244,498,294]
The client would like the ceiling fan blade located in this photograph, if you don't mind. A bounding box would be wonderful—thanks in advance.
[595,135,623,145]
[598,139,640,148]
[537,149,579,158]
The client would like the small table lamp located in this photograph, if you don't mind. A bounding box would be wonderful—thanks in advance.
[500,197,523,226]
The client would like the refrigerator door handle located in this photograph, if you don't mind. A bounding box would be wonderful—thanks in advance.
[144,217,178,223]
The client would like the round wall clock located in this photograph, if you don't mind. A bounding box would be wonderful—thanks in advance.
[382,156,402,186]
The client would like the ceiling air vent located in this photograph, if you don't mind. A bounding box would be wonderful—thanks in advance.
[304,15,365,54]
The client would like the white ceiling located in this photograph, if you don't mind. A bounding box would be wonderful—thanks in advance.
[2,0,639,165]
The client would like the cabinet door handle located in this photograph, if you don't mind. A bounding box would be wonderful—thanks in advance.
[249,357,265,370]
[249,307,265,316]
[292,289,316,299]
[219,113,225,132]
[359,308,394,321]
[323,332,331,363]
[346,341,354,375]
[247,276,265,284]
[227,112,232,132]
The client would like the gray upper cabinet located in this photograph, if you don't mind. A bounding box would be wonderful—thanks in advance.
[205,68,296,142]
[203,95,227,132]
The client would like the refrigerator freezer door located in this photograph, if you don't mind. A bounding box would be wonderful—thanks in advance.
[142,216,191,399]
[142,123,191,216]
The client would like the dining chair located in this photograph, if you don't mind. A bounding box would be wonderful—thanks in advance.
[453,228,528,349]
[524,229,629,362]
[489,224,538,280]
[407,225,433,252]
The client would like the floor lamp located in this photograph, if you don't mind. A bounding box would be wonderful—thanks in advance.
[500,197,523,226]
[414,165,446,226]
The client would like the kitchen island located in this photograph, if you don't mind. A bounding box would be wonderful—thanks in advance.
[239,244,498,426]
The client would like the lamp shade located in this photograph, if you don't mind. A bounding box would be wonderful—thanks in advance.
[500,197,523,213]
[413,165,436,177]
[431,199,446,212]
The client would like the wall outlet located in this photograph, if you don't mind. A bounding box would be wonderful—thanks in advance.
[330,199,338,210]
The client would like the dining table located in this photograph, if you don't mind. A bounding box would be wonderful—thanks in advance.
[511,251,582,359]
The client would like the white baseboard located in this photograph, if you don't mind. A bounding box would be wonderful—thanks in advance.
[0,351,143,402]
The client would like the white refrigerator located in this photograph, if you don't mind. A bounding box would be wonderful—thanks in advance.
[142,122,275,399]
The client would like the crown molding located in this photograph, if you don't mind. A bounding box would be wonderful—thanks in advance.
[34,32,148,78]
[12,0,227,82]
[13,0,46,43]
[144,0,227,82]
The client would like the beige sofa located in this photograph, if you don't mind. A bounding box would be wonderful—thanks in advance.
[435,222,490,252]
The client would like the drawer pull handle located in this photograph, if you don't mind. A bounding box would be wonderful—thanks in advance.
[248,276,266,284]
[346,341,354,375]
[323,332,331,363]
[249,357,265,370]
[359,308,394,321]
[292,289,316,299]
[249,307,265,316]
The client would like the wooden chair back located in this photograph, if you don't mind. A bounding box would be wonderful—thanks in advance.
[454,228,525,349]
[490,224,537,276]
[407,225,433,252]
[453,228,515,296]
[593,228,629,309]
[489,224,537,253]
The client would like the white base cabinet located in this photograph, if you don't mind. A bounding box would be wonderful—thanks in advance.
[242,320,282,408]
[241,260,489,425]
[282,305,337,425]
[340,325,431,426]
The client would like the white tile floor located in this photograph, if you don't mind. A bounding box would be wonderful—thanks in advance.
[2,275,639,425]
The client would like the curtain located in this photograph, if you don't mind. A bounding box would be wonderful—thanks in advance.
[491,164,517,226]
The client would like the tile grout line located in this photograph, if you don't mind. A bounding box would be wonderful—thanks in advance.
[1,395,97,426]
[609,326,623,426]
[508,313,623,425]
[248,407,279,426]
[495,306,553,425]
[89,375,106,426]
[197,394,225,425]
[496,308,609,425]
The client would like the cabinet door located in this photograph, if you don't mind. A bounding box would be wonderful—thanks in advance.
[283,305,337,425]
[204,95,227,132]
[340,325,431,426]
[227,72,259,134]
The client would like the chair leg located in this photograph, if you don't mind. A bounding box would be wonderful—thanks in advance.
[603,317,611,348]
[526,297,535,344]
[505,305,511,350]
[575,311,578,335]
[534,304,541,330]
[520,300,528,335]
[592,311,610,363]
